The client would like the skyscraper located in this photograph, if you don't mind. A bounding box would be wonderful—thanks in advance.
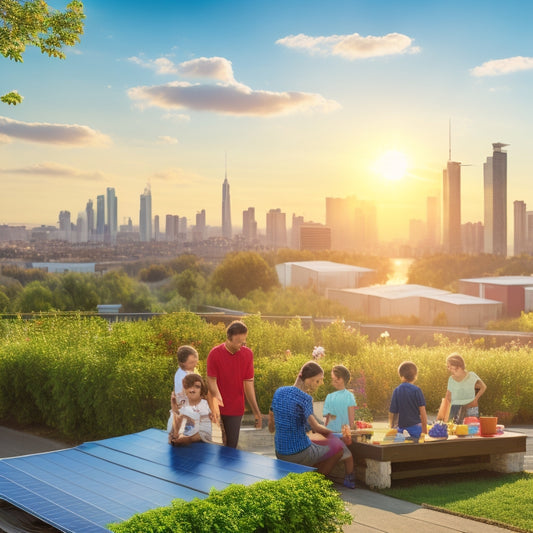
[484,143,508,256]
[242,207,257,243]
[266,208,287,248]
[85,199,94,239]
[106,187,118,243]
[291,214,304,249]
[426,196,440,249]
[442,161,461,253]
[514,200,527,256]
[193,209,206,242]
[96,194,105,240]
[139,186,152,242]
[222,175,232,239]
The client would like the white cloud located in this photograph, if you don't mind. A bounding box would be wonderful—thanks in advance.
[157,135,179,145]
[128,55,234,81]
[128,81,340,116]
[471,56,533,77]
[0,116,111,146]
[276,32,420,59]
[0,161,106,181]
[162,112,191,122]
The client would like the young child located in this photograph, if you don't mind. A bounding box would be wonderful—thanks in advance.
[322,365,357,489]
[389,361,428,440]
[169,373,213,445]
[167,345,199,437]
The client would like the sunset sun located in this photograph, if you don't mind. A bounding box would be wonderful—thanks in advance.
[375,150,408,181]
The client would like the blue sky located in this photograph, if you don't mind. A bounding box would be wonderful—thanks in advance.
[1,0,533,240]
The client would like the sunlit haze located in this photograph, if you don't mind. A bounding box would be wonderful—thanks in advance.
[1,0,532,242]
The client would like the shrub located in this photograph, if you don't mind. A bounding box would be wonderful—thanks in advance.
[108,472,352,533]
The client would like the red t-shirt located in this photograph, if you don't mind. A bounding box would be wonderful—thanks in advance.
[207,343,254,416]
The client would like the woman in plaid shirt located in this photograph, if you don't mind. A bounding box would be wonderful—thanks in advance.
[268,361,343,475]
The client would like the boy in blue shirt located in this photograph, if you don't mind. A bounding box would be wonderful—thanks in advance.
[389,361,427,440]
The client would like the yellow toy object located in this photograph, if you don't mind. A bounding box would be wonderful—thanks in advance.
[455,424,468,436]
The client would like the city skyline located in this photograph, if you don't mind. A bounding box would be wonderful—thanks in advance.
[2,1,533,241]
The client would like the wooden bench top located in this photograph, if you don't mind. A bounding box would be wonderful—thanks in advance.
[349,431,527,462]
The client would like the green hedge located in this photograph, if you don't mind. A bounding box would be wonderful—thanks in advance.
[108,472,352,533]
[0,312,532,442]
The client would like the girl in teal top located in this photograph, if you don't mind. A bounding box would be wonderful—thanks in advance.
[445,353,487,423]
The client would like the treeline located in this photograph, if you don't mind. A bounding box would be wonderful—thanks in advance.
[0,250,390,318]
[408,253,533,291]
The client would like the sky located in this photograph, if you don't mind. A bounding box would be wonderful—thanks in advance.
[1,0,533,241]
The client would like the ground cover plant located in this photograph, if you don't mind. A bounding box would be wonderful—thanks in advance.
[380,472,533,532]
[0,312,532,442]
[108,472,352,533]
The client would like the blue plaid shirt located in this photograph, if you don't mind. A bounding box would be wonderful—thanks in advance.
[271,386,313,455]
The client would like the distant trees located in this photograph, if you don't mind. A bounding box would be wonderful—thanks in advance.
[0,0,85,104]
[210,252,279,298]
[408,254,533,291]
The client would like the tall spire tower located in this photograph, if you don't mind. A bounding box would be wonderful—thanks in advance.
[442,120,461,253]
[221,154,232,239]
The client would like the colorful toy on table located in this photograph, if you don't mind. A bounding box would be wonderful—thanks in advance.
[428,421,448,439]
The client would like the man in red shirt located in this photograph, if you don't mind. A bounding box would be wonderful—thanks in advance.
[207,320,262,448]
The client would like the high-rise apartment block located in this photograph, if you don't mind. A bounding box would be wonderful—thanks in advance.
[442,161,461,253]
[106,187,118,243]
[291,214,304,249]
[242,207,257,243]
[461,222,484,255]
[266,208,287,249]
[299,223,331,251]
[514,200,527,256]
[484,143,508,256]
[96,194,105,240]
[139,186,152,242]
[222,176,232,239]
[193,209,206,242]
[85,199,94,238]
[426,196,440,248]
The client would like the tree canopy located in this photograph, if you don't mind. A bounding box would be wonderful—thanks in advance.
[0,0,85,104]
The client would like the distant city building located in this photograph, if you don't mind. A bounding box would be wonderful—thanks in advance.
[154,215,160,241]
[266,208,287,249]
[514,200,527,256]
[139,186,152,242]
[58,210,71,241]
[193,209,206,242]
[222,175,232,239]
[461,221,484,255]
[527,211,533,252]
[106,187,118,243]
[0,225,28,242]
[96,194,105,240]
[166,214,179,242]
[291,214,304,249]
[442,160,461,253]
[299,223,331,251]
[76,211,88,243]
[86,199,94,238]
[32,262,96,273]
[325,196,377,252]
[242,207,257,243]
[484,143,508,256]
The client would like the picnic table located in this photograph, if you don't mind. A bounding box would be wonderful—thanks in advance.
[347,431,527,489]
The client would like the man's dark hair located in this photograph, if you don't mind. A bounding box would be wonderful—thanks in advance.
[226,320,248,339]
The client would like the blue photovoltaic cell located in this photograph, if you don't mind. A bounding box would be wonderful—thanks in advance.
[0,428,314,532]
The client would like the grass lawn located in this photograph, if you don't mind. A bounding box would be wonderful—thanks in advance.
[380,471,533,532]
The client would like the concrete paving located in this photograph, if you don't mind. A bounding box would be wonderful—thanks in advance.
[1,423,531,533]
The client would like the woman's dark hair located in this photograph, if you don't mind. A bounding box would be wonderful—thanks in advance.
[177,345,198,365]
[182,373,208,397]
[226,320,248,339]
[299,361,324,381]
[332,365,351,384]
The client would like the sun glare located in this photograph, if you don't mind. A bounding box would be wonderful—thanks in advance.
[375,150,408,181]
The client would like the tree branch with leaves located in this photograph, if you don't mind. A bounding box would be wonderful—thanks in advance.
[0,0,85,104]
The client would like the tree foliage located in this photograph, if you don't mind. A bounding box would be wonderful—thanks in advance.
[210,251,280,298]
[0,0,85,104]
